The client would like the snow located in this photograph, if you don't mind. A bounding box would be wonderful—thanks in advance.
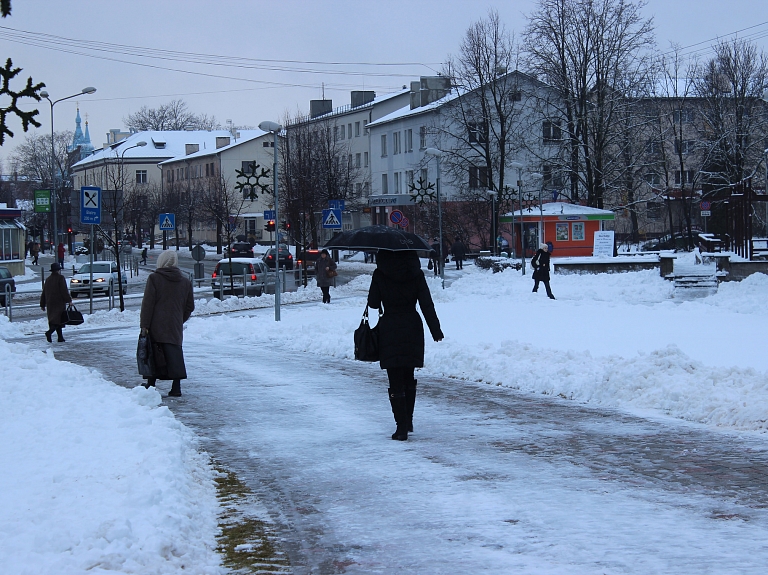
[2,251,768,571]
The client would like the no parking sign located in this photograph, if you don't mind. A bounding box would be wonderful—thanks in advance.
[389,209,409,229]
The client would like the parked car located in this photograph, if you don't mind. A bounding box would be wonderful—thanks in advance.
[642,229,704,251]
[0,266,16,306]
[224,242,255,258]
[296,249,320,275]
[263,246,294,270]
[69,261,128,297]
[212,258,270,299]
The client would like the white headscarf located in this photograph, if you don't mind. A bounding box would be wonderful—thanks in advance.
[540,243,548,251]
[156,250,178,269]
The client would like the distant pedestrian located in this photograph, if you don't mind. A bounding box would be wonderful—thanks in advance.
[140,250,195,398]
[141,247,148,265]
[451,238,466,270]
[367,250,443,441]
[57,242,66,268]
[430,238,440,276]
[531,242,555,300]
[40,262,71,343]
[25,240,32,259]
[31,242,40,265]
[316,249,337,304]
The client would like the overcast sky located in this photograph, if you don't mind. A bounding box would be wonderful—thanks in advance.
[1,0,766,163]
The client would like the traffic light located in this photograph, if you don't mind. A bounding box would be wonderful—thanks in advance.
[265,219,275,232]
[285,222,291,232]
[67,225,73,234]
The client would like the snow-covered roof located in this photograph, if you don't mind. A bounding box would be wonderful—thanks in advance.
[157,130,269,165]
[367,91,460,128]
[71,130,261,169]
[504,202,615,218]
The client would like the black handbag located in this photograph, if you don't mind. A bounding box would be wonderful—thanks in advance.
[60,303,84,326]
[354,307,382,362]
[136,332,155,377]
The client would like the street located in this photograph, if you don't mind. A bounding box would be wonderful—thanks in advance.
[17,308,768,575]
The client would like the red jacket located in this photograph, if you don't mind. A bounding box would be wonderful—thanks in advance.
[57,244,65,258]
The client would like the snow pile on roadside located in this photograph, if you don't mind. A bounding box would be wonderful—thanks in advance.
[0,339,222,574]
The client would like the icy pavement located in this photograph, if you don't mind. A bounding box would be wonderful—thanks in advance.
[38,321,768,575]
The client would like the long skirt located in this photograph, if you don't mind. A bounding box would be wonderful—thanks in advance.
[144,342,187,381]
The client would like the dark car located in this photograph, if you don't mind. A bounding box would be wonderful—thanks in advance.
[296,249,320,275]
[642,229,704,251]
[225,242,255,258]
[263,246,294,270]
[0,266,16,306]
[212,258,270,299]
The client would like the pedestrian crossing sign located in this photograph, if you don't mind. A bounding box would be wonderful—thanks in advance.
[322,208,342,229]
[159,213,176,231]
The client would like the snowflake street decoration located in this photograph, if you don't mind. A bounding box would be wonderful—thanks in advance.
[234,161,272,200]
[0,58,45,146]
[498,185,517,205]
[408,177,436,205]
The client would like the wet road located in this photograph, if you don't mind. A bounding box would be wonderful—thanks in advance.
[14,315,768,574]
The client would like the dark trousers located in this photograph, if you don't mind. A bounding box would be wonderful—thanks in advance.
[533,279,554,298]
[455,257,463,269]
[46,322,64,341]
[320,286,330,303]
[386,366,415,395]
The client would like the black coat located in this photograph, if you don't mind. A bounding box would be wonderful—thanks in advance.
[367,251,443,370]
[40,272,71,325]
[451,241,466,259]
[531,249,551,281]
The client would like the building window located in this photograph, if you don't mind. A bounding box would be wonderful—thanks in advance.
[509,90,522,102]
[646,201,663,219]
[167,170,173,183]
[363,182,370,196]
[393,131,401,154]
[334,126,339,141]
[339,125,345,140]
[420,168,428,184]
[241,161,257,174]
[205,164,209,177]
[363,119,368,134]
[405,129,413,152]
[468,121,487,144]
[394,172,401,194]
[406,170,414,191]
[348,123,352,139]
[355,153,361,168]
[469,166,488,189]
[675,170,695,186]
[355,182,362,195]
[543,120,562,143]
[645,172,661,186]
[381,134,388,157]
[381,173,388,194]
[420,126,427,149]
[674,139,695,154]
[135,170,147,184]
[355,121,361,137]
[647,141,663,155]
[673,109,695,123]
[364,152,369,167]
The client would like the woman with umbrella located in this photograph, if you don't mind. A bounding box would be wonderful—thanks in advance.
[367,249,443,441]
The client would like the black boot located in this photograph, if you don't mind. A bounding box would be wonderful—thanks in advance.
[45,329,53,343]
[405,379,417,433]
[167,379,182,397]
[388,388,408,440]
[143,377,156,389]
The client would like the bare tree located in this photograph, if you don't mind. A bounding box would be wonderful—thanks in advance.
[523,0,655,208]
[124,99,219,132]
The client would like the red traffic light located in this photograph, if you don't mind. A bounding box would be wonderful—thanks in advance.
[265,219,275,232]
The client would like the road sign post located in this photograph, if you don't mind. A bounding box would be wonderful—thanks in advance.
[322,208,342,229]
[34,190,51,214]
[80,186,101,225]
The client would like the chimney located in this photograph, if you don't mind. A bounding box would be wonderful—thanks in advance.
[310,99,333,118]
[185,143,200,155]
[216,136,230,149]
[351,91,375,108]
[419,76,452,107]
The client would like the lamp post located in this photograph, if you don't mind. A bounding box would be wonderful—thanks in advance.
[424,148,445,289]
[531,172,544,246]
[509,161,526,274]
[488,189,497,255]
[39,86,96,252]
[259,120,283,321]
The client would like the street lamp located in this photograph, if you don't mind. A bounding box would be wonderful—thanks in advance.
[258,120,283,321]
[487,189,497,255]
[509,161,526,274]
[531,172,544,245]
[424,147,445,289]
[39,86,96,252]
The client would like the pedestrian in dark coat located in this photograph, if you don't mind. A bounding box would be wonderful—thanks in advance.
[367,250,444,441]
[451,239,467,269]
[141,247,148,265]
[139,250,195,397]
[40,262,71,342]
[531,242,555,299]
[31,242,40,265]
[430,239,440,276]
[315,249,338,303]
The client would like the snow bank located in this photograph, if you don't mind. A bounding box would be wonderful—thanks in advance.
[0,339,222,574]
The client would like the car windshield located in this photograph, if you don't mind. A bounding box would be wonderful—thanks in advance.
[218,262,252,275]
[77,264,112,274]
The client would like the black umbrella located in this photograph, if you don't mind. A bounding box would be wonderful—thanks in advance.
[323,225,432,252]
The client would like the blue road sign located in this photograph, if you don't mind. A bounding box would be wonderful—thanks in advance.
[80,186,101,225]
[328,199,345,211]
[322,208,342,229]
[263,209,276,220]
[159,213,176,231]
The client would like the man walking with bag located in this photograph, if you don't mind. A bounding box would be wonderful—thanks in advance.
[40,262,71,342]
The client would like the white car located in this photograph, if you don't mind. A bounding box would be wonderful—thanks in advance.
[70,261,128,297]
